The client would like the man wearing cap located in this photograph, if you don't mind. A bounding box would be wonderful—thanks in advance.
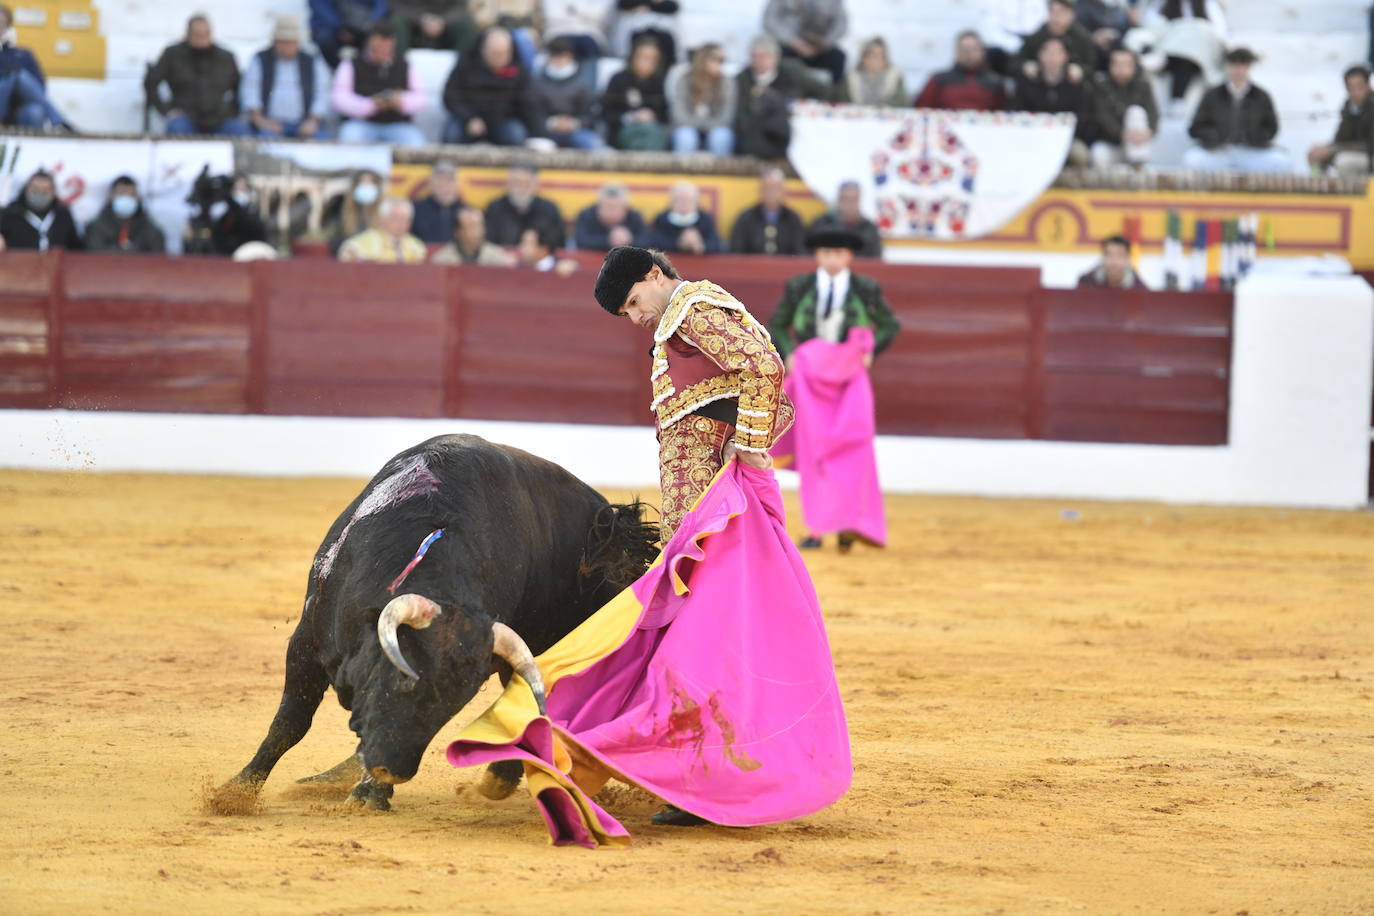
[1183,47,1289,174]
[594,246,794,543]
[241,15,332,139]
[768,227,899,550]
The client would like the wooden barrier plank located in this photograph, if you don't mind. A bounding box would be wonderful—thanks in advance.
[62,254,253,303]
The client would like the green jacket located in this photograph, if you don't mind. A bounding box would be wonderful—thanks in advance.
[767,271,899,361]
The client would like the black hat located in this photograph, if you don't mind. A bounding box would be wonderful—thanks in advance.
[594,246,656,315]
[1224,47,1258,65]
[806,227,863,252]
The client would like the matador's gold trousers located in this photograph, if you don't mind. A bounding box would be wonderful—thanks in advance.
[656,415,735,542]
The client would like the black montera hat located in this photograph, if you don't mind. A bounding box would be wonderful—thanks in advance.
[594,246,656,314]
[806,227,863,252]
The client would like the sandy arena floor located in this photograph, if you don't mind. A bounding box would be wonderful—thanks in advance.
[0,468,1371,914]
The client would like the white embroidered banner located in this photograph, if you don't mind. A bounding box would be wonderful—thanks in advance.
[788,102,1076,240]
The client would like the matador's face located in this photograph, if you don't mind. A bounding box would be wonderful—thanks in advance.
[619,267,672,331]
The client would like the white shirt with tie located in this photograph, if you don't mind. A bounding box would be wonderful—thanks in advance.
[815,267,850,344]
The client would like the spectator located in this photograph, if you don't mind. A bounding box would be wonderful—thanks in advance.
[541,0,615,65]
[515,226,578,275]
[390,0,479,54]
[573,181,646,250]
[431,206,517,265]
[484,163,567,248]
[201,174,269,256]
[1139,0,1227,109]
[809,179,882,258]
[601,37,670,150]
[411,159,465,244]
[611,0,680,66]
[1183,47,1289,174]
[442,26,531,146]
[764,0,848,86]
[310,0,387,69]
[836,37,906,107]
[144,15,248,136]
[529,36,606,150]
[730,167,805,255]
[735,33,828,158]
[0,4,73,130]
[1075,0,1137,54]
[1014,0,1097,79]
[1077,235,1145,288]
[324,169,385,253]
[1090,47,1158,169]
[0,170,80,250]
[667,42,736,155]
[241,15,332,140]
[468,0,542,66]
[977,0,1051,75]
[333,24,429,146]
[1011,36,1092,166]
[644,180,722,253]
[914,31,1007,111]
[84,176,167,254]
[1307,66,1373,179]
[339,196,428,262]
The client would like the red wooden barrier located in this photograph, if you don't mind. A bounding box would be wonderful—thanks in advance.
[0,250,1234,446]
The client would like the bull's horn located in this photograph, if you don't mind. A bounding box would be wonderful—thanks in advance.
[378,594,441,680]
[492,622,548,716]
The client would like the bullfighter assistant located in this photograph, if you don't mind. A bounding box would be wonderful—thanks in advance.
[594,246,794,541]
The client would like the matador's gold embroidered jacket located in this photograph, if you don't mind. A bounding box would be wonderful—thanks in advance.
[650,279,794,453]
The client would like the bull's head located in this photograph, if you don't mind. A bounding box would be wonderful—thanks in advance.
[348,593,546,785]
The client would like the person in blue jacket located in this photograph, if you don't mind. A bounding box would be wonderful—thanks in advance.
[0,4,73,129]
[310,0,389,68]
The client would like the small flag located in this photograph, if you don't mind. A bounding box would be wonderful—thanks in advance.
[1164,210,1184,290]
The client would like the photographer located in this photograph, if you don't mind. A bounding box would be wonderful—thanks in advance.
[184,170,268,257]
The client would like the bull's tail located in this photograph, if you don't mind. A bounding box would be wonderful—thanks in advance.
[580,501,660,593]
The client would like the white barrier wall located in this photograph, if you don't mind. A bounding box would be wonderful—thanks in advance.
[1,275,1371,508]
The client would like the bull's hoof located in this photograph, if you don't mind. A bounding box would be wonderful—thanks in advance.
[202,777,264,816]
[475,767,521,800]
[347,778,394,811]
[651,804,708,827]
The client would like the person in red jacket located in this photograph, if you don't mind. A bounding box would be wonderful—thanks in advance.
[913,30,1007,111]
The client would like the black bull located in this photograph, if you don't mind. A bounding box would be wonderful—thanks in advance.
[213,435,658,811]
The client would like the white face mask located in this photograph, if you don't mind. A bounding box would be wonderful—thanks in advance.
[545,60,578,80]
[111,195,138,219]
[208,201,229,221]
[232,191,252,208]
[666,209,697,227]
[353,182,380,206]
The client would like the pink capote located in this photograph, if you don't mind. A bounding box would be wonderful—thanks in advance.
[446,462,852,846]
[772,326,887,546]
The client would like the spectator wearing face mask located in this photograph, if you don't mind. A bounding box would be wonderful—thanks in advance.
[324,169,384,254]
[529,36,605,150]
[643,180,722,253]
[204,174,268,256]
[84,176,167,254]
[0,169,81,251]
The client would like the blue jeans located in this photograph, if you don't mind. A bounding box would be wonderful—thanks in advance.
[1183,145,1292,174]
[672,124,734,156]
[0,69,68,127]
[549,127,605,150]
[252,117,333,140]
[338,119,428,146]
[166,114,251,136]
[443,116,528,146]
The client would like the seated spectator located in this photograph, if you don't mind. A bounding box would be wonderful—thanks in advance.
[977,0,1050,75]
[0,170,80,250]
[195,174,268,256]
[442,26,531,146]
[484,163,567,248]
[1077,235,1145,288]
[412,159,465,244]
[602,37,670,150]
[1182,48,1289,174]
[644,180,722,253]
[667,42,736,155]
[0,4,73,130]
[529,36,606,150]
[333,24,429,147]
[310,0,387,69]
[836,37,906,107]
[84,176,167,254]
[809,179,882,258]
[1011,36,1092,166]
[764,0,848,86]
[339,196,428,263]
[323,169,384,253]
[541,0,615,65]
[144,15,249,136]
[735,33,828,159]
[391,0,478,54]
[914,31,1007,111]
[730,167,805,255]
[468,0,542,66]
[1075,0,1137,55]
[515,226,578,275]
[573,182,645,250]
[432,206,517,265]
[1090,47,1158,169]
[1139,0,1227,109]
[1014,0,1096,79]
[611,0,680,66]
[1307,66,1373,179]
[241,15,332,140]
